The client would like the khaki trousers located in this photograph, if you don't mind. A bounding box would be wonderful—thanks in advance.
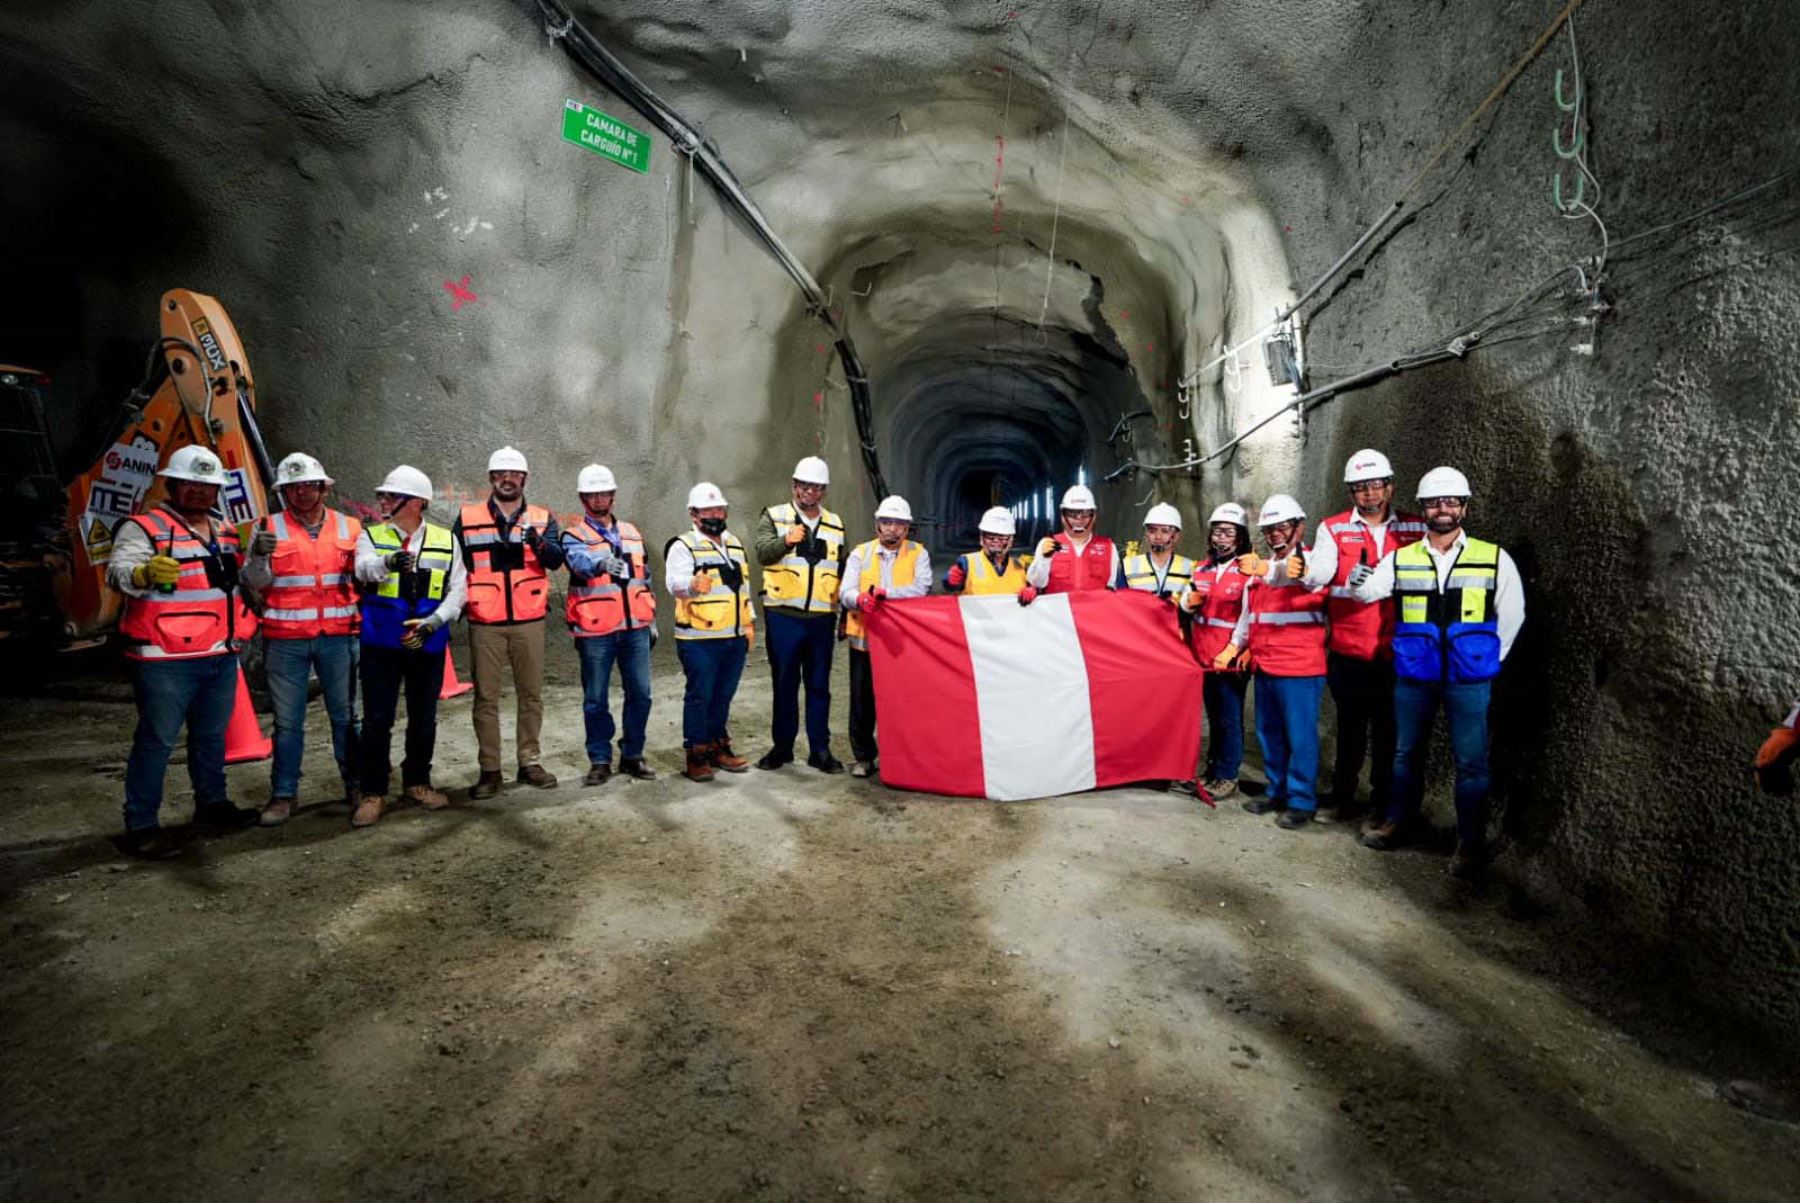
[470,619,546,771]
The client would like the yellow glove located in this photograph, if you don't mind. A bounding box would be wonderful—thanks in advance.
[1212,643,1240,670]
[1285,554,1305,580]
[1037,537,1059,558]
[691,570,715,595]
[401,618,431,650]
[1236,553,1267,577]
[131,555,182,589]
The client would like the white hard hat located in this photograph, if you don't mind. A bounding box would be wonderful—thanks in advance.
[792,456,830,486]
[1344,449,1394,484]
[978,506,1016,536]
[159,445,225,484]
[1257,494,1306,526]
[1143,502,1183,530]
[377,465,433,501]
[875,495,913,522]
[275,452,332,488]
[577,464,618,493]
[1208,502,1249,527]
[1060,484,1097,511]
[1417,466,1473,499]
[488,445,529,474]
[687,481,728,509]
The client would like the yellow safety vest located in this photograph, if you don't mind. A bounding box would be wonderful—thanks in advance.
[843,539,922,650]
[761,502,845,614]
[674,530,754,640]
[1121,552,1194,596]
[965,550,1030,596]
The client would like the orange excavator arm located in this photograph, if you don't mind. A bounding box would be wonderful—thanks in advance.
[54,289,276,644]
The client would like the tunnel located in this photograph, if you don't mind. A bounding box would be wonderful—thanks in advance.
[2,0,1799,1196]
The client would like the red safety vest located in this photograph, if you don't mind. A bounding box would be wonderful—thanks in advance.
[1320,509,1428,659]
[1043,532,1116,593]
[259,509,361,639]
[1189,559,1249,664]
[1246,577,1327,677]
[460,501,550,624]
[564,518,656,637]
[118,508,258,660]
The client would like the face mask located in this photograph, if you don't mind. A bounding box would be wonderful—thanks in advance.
[697,516,727,536]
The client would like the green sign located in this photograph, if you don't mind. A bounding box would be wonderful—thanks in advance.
[561,100,651,174]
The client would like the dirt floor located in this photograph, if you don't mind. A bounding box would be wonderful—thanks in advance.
[3,637,1798,1201]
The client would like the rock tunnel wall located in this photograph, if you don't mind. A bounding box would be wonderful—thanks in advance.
[1,1,1796,1036]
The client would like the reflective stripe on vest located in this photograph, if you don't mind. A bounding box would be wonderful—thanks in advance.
[118,508,258,660]
[1045,533,1115,593]
[1121,552,1194,595]
[460,501,550,624]
[564,519,656,637]
[1321,509,1426,660]
[965,551,1029,596]
[761,503,845,614]
[843,539,922,650]
[361,522,454,653]
[260,509,361,639]
[1189,561,1247,663]
[1245,578,1328,678]
[1392,537,1502,683]
[675,530,753,640]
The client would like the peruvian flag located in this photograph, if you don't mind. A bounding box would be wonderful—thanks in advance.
[867,590,1203,800]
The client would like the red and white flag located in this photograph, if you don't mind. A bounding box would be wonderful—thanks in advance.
[867,590,1203,800]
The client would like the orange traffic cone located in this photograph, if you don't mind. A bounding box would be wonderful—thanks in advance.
[440,648,474,699]
[223,666,273,764]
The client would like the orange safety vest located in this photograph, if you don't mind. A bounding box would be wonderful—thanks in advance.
[460,501,551,624]
[259,508,361,639]
[1189,559,1249,665]
[1245,576,1328,678]
[118,508,258,660]
[1321,509,1427,660]
[563,518,656,637]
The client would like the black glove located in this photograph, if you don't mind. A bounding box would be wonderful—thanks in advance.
[523,525,544,549]
[386,550,415,574]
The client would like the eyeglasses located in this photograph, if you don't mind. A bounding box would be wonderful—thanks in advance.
[1420,497,1467,509]
[792,481,825,492]
[1349,479,1392,493]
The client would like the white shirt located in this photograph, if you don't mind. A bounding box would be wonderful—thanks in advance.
[1347,530,1525,659]
[353,523,468,627]
[1025,532,1122,588]
[665,527,757,623]
[840,541,933,606]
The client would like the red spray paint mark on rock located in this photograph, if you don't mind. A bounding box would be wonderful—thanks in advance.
[443,275,478,311]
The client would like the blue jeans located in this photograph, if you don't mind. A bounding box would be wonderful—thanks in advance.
[765,609,835,756]
[1253,672,1325,813]
[124,654,240,832]
[263,635,360,799]
[1391,676,1493,846]
[677,637,748,747]
[577,626,653,764]
[1203,670,1250,780]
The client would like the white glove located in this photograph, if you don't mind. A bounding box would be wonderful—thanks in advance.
[1347,564,1374,588]
[607,554,634,579]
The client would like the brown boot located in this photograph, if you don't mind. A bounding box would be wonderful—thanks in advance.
[406,784,450,811]
[516,763,558,790]
[259,797,294,827]
[711,739,750,774]
[469,770,503,800]
[350,796,387,828]
[684,743,716,782]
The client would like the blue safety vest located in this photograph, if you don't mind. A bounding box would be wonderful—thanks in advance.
[1390,538,1502,683]
[360,522,455,653]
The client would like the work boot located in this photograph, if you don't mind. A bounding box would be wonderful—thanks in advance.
[618,757,657,781]
[1242,797,1284,816]
[194,801,258,832]
[808,750,847,775]
[584,762,613,786]
[344,783,363,811]
[119,827,184,861]
[406,784,450,811]
[469,770,504,800]
[712,740,750,773]
[350,795,387,828]
[1203,777,1239,800]
[517,763,558,790]
[1361,820,1406,851]
[1276,809,1314,831]
[1448,841,1489,881]
[683,744,716,783]
[850,760,874,779]
[259,797,295,827]
[756,747,793,771]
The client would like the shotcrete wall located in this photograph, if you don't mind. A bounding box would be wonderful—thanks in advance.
[1,0,1796,1036]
